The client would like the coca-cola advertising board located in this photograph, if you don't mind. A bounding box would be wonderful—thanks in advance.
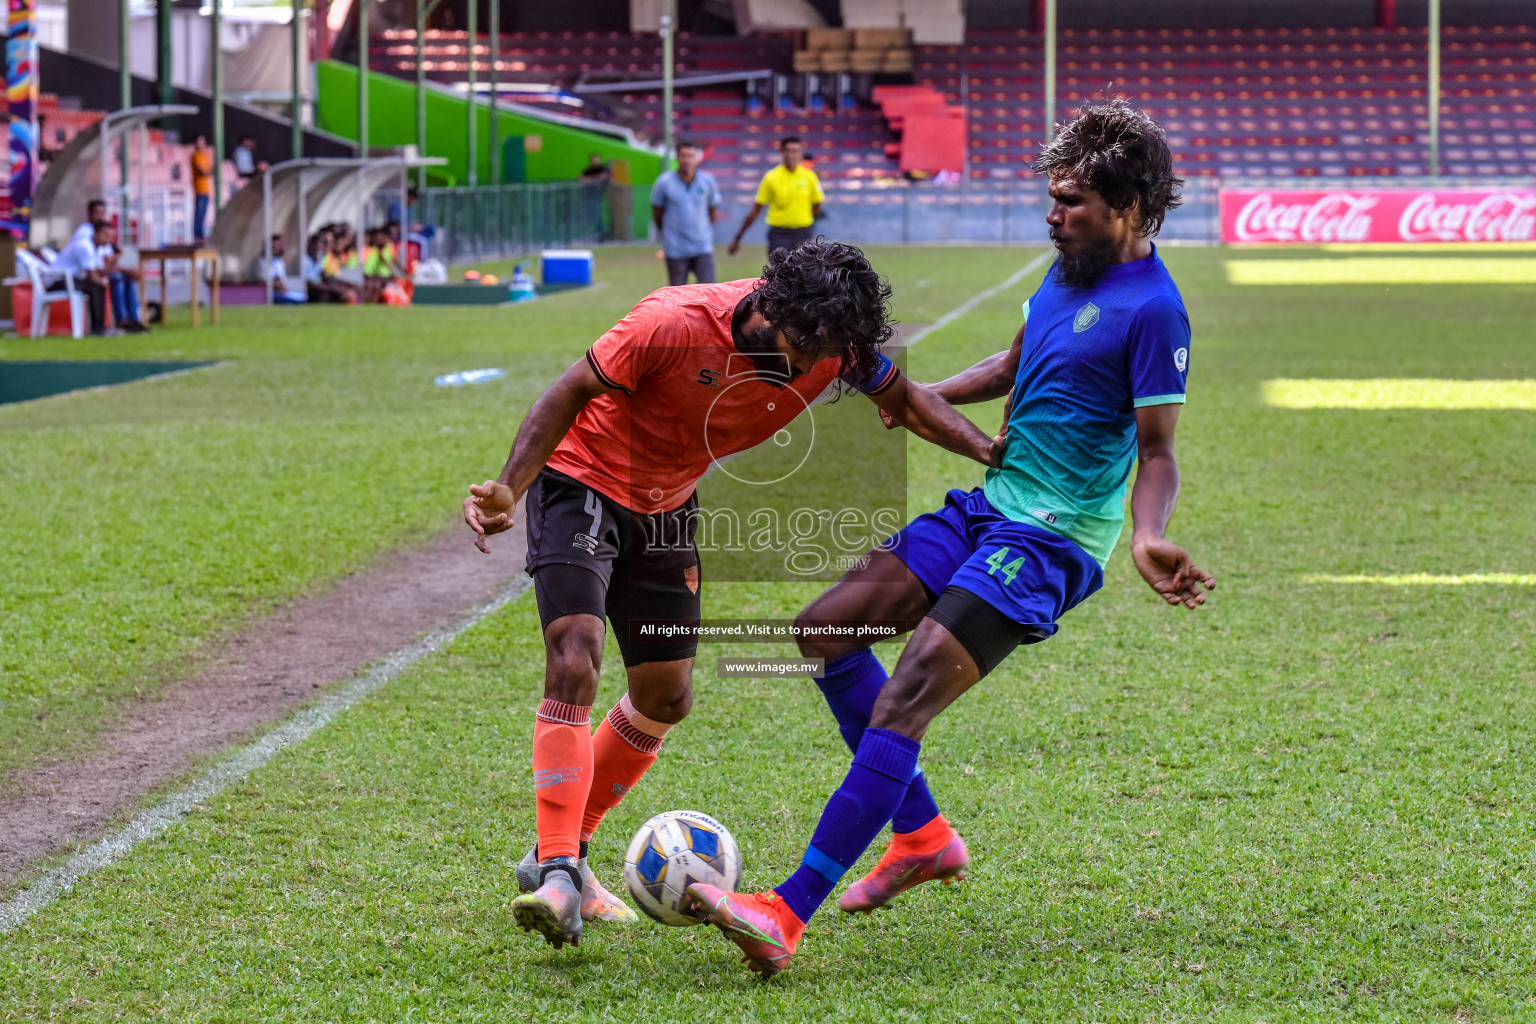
[1219,188,1536,244]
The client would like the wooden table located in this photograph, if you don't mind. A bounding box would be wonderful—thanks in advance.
[140,247,221,327]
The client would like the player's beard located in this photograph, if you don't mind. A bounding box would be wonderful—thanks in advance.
[737,322,800,383]
[1052,237,1118,288]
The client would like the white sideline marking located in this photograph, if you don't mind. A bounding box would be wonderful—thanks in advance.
[898,250,1052,348]
[0,576,532,934]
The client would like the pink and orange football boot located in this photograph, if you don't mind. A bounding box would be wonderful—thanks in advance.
[837,816,969,914]
[686,884,806,978]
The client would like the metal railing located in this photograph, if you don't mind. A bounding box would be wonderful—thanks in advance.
[120,184,194,250]
[411,181,608,265]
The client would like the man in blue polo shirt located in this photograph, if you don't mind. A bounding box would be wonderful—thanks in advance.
[649,140,723,286]
[687,100,1218,977]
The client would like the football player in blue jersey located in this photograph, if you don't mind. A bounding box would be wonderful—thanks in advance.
[687,99,1218,976]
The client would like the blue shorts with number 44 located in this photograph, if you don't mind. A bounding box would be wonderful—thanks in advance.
[888,487,1104,637]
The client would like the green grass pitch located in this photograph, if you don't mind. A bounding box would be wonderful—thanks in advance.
[2,244,1535,1021]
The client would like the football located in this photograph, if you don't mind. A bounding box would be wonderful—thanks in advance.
[623,809,742,926]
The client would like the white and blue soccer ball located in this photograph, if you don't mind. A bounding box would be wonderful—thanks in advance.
[623,809,742,926]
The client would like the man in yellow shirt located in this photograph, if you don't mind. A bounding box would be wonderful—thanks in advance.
[727,135,824,258]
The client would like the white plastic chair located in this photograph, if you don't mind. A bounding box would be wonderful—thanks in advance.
[9,249,86,338]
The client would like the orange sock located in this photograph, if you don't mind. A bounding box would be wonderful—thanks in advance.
[893,812,954,854]
[580,694,671,842]
[532,699,594,861]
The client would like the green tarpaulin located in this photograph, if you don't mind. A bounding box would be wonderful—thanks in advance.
[0,361,216,406]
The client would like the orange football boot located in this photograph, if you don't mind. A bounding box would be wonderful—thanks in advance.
[838,820,969,914]
[686,884,806,978]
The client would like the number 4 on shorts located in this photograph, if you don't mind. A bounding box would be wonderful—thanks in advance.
[984,546,1026,586]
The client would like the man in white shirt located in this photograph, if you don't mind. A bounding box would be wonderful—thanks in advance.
[52,221,112,335]
[70,198,106,248]
[233,136,266,181]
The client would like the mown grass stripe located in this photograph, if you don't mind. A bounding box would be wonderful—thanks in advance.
[0,575,532,935]
[1303,573,1536,585]
[1262,378,1536,410]
[1227,257,1536,286]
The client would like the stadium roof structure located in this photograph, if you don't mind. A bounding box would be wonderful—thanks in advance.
[29,104,201,250]
[208,155,444,294]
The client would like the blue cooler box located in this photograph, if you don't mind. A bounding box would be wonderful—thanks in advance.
[541,249,594,285]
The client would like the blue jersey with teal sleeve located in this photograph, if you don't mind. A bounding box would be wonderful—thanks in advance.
[983,247,1190,567]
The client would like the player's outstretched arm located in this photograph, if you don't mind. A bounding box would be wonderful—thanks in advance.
[878,322,1023,434]
[1129,404,1216,608]
[871,372,1000,467]
[463,358,613,553]
[927,321,1026,405]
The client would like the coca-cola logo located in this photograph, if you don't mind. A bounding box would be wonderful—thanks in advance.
[1232,192,1378,243]
[1398,192,1536,243]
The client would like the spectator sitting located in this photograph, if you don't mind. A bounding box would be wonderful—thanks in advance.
[52,222,115,336]
[362,227,410,304]
[232,135,267,182]
[328,225,361,275]
[383,220,416,275]
[579,152,611,184]
[72,198,107,248]
[97,222,149,333]
[304,230,358,304]
[268,234,308,305]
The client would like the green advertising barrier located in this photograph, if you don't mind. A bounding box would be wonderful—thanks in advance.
[315,62,664,238]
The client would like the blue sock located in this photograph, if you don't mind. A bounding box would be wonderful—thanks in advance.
[816,650,942,834]
[775,728,920,924]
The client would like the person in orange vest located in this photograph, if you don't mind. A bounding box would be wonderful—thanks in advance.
[190,135,214,242]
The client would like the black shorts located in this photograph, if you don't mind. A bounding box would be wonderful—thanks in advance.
[524,467,702,666]
[766,225,814,256]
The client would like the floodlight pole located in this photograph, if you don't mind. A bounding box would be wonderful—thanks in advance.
[212,0,224,211]
[263,168,273,304]
[291,0,303,159]
[661,0,674,170]
[119,0,131,222]
[1427,0,1440,178]
[489,0,499,184]
[1042,0,1056,144]
[416,0,445,189]
[119,0,131,107]
[358,0,369,156]
[156,0,173,108]
[467,0,477,185]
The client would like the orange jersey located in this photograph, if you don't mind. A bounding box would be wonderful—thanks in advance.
[190,150,214,196]
[546,279,897,514]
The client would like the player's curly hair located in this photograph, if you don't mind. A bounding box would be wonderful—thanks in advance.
[1034,99,1183,237]
[752,238,894,384]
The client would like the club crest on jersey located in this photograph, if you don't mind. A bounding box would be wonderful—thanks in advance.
[683,565,699,593]
[1073,303,1100,333]
[1174,347,1188,372]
